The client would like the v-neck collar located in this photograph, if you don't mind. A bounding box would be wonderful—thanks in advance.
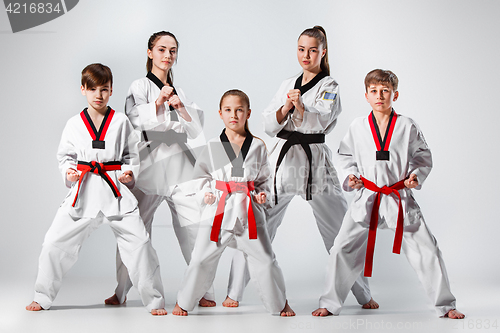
[219,129,253,177]
[368,109,397,152]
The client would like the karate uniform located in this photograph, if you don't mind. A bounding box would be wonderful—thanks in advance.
[227,72,371,305]
[318,112,457,316]
[176,133,287,314]
[113,74,214,302]
[32,108,165,312]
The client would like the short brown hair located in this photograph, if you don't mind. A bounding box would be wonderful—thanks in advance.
[81,63,113,89]
[364,69,398,91]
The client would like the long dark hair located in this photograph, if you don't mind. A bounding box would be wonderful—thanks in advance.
[299,26,329,75]
[146,31,179,86]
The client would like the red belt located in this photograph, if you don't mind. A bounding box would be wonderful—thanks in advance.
[72,161,123,207]
[360,176,406,277]
[210,180,257,242]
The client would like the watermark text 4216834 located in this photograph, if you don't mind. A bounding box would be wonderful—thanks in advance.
[3,0,79,33]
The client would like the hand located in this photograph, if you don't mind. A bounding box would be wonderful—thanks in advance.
[118,170,134,184]
[167,94,184,110]
[66,168,80,182]
[156,85,174,106]
[282,95,294,114]
[204,192,216,205]
[253,192,267,204]
[404,174,419,189]
[287,89,304,115]
[348,174,364,190]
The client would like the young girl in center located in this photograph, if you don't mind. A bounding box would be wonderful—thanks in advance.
[172,90,295,316]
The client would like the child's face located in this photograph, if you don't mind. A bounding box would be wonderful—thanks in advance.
[147,35,177,73]
[219,95,251,133]
[297,35,326,73]
[365,83,399,114]
[81,81,112,113]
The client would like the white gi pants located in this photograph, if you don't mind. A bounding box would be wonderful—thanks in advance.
[227,180,371,305]
[177,221,287,314]
[319,214,457,316]
[33,208,165,312]
[114,187,215,302]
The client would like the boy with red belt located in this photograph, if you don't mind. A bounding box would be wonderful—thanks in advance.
[312,69,464,319]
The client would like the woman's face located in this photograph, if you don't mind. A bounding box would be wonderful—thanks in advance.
[147,35,178,72]
[297,35,325,73]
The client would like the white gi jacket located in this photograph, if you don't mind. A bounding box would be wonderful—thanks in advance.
[191,135,271,232]
[338,113,432,228]
[262,73,342,196]
[125,76,204,195]
[57,110,140,218]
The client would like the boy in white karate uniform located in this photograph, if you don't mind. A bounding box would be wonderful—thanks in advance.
[312,69,464,319]
[26,64,166,315]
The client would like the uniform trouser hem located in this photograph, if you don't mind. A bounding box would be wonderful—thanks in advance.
[34,292,52,310]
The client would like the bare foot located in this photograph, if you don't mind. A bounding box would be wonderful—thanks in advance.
[445,309,465,319]
[222,296,239,308]
[26,301,43,311]
[172,303,188,316]
[362,298,379,309]
[280,300,295,317]
[151,308,168,316]
[198,297,216,307]
[104,294,126,305]
[312,308,332,317]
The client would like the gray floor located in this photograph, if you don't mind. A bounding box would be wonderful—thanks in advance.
[5,274,488,333]
[5,217,490,333]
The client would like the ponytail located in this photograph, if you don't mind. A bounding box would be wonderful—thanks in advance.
[299,25,329,75]
[146,31,179,86]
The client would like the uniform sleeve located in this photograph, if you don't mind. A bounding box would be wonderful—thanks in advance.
[337,125,359,192]
[263,80,290,137]
[57,121,78,188]
[120,118,141,178]
[407,121,432,189]
[190,145,214,205]
[300,78,342,133]
[175,87,204,139]
[252,142,272,202]
[124,79,158,129]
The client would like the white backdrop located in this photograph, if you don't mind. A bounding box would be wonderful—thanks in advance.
[0,0,498,312]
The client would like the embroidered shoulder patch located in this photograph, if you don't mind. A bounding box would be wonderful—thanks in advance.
[323,91,337,100]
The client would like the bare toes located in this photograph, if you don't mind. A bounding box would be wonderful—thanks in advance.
[445,309,465,319]
[151,308,168,316]
[362,298,379,309]
[199,297,216,307]
[222,296,239,308]
[172,303,188,316]
[312,308,332,317]
[26,301,43,311]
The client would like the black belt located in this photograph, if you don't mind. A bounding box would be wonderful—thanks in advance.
[140,129,196,166]
[274,129,325,204]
